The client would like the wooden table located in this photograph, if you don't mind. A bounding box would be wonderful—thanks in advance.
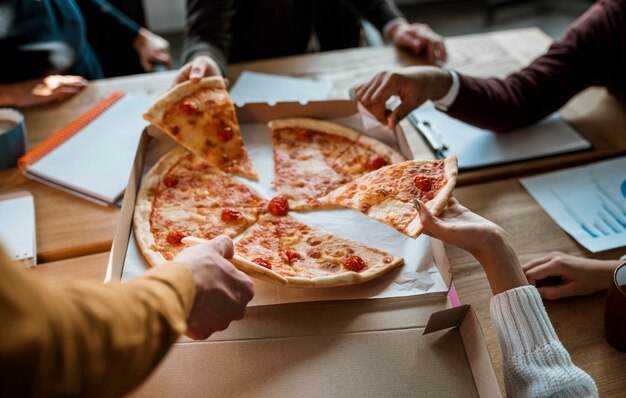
[1,27,625,395]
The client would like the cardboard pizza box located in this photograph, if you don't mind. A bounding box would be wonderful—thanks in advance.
[107,100,501,397]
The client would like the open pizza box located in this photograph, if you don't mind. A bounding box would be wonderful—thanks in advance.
[106,100,501,397]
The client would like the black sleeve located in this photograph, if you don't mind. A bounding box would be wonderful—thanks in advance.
[76,0,141,44]
[183,0,234,74]
[342,0,404,32]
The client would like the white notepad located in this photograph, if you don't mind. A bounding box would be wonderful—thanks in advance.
[411,103,592,169]
[0,191,36,268]
[20,93,150,206]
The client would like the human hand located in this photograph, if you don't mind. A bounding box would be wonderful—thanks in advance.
[0,75,88,107]
[389,21,447,65]
[417,197,527,294]
[174,55,222,85]
[174,235,254,340]
[523,252,619,300]
[133,28,172,72]
[355,66,451,128]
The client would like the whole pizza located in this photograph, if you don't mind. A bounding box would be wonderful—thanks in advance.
[135,85,457,287]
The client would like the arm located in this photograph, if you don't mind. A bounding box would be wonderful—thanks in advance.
[77,0,171,71]
[417,198,597,397]
[344,0,446,64]
[0,75,88,108]
[445,0,615,131]
[0,236,253,397]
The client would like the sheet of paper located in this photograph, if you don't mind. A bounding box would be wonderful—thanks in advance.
[0,191,36,267]
[27,94,151,204]
[230,71,333,106]
[121,114,449,306]
[411,103,591,169]
[521,157,626,252]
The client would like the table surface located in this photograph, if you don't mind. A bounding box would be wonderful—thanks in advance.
[3,27,625,395]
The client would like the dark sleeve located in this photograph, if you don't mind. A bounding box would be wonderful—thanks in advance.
[76,0,142,44]
[342,0,404,31]
[183,0,234,74]
[445,0,615,132]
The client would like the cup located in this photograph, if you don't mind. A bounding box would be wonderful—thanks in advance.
[0,108,27,169]
[605,261,626,351]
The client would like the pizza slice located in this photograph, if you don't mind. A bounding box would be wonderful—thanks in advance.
[143,76,257,178]
[270,118,404,210]
[233,214,404,287]
[134,148,266,266]
[320,156,458,238]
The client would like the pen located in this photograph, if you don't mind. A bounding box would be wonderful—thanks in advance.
[407,112,447,159]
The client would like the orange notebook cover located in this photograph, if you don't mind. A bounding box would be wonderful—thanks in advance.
[19,92,150,206]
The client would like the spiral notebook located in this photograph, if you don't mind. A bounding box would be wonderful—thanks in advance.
[19,92,150,206]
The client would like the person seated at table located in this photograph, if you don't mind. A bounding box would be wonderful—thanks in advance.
[0,0,171,108]
[354,0,625,132]
[174,0,447,83]
[0,236,254,397]
[417,198,597,397]
[523,252,625,300]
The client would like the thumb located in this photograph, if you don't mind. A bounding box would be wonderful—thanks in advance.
[208,235,234,259]
[189,59,206,81]
[388,99,419,128]
[416,199,446,238]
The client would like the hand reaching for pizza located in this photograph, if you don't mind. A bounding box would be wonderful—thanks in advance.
[174,55,223,85]
[174,235,255,339]
[523,252,619,300]
[388,21,447,65]
[355,66,452,129]
[416,197,528,295]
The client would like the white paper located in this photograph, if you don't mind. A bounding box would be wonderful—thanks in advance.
[27,94,151,205]
[521,157,626,252]
[0,191,36,267]
[121,115,449,306]
[412,103,591,169]
[230,71,333,106]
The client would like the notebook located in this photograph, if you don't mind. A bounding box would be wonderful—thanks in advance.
[19,92,150,206]
[409,102,592,169]
[0,191,36,268]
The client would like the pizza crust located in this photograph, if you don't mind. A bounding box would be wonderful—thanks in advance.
[134,147,191,267]
[406,155,458,237]
[143,77,226,124]
[269,118,361,142]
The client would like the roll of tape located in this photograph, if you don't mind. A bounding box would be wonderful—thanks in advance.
[0,108,27,169]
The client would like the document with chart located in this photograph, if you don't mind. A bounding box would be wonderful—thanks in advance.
[521,157,626,252]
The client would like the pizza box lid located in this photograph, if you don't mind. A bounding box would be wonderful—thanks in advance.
[107,100,499,396]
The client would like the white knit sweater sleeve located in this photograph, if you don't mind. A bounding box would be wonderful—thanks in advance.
[490,285,598,397]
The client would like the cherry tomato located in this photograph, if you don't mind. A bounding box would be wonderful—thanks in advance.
[180,101,199,114]
[217,126,233,142]
[252,257,272,269]
[343,255,366,272]
[166,231,185,245]
[367,156,387,171]
[268,195,289,216]
[413,175,432,191]
[221,208,241,222]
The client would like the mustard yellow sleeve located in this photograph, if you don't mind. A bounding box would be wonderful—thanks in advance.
[0,251,195,398]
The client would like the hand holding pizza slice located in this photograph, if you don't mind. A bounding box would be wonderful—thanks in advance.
[320,156,458,238]
[143,76,257,178]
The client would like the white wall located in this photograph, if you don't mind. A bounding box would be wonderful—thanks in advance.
[143,0,186,33]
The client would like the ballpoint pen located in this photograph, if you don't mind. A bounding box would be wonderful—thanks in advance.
[407,112,448,159]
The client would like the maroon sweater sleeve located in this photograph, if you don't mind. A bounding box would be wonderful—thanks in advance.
[445,0,625,132]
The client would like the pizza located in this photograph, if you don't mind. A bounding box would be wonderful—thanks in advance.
[200,214,404,287]
[270,118,404,210]
[134,148,266,266]
[143,76,257,178]
[320,156,458,238]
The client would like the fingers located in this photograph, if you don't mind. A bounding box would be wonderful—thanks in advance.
[524,261,565,285]
[536,282,577,300]
[395,31,426,54]
[208,235,234,259]
[189,58,208,81]
[416,199,446,239]
[522,251,564,271]
[174,63,192,85]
